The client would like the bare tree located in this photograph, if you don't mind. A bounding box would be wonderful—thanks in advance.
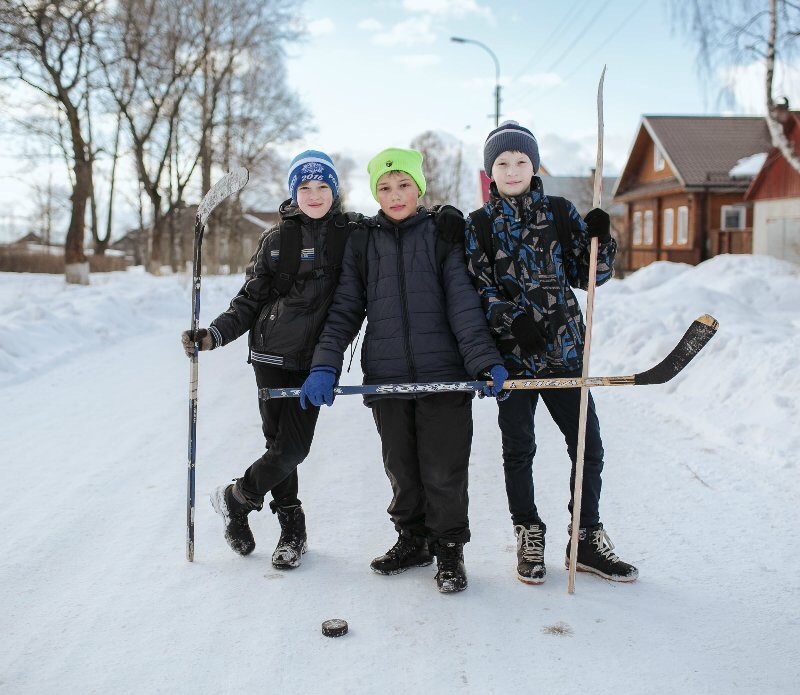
[670,0,800,173]
[410,130,473,211]
[0,0,102,284]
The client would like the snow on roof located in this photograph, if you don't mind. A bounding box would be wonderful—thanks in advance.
[729,152,768,178]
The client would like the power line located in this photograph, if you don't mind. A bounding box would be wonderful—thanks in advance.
[512,1,587,81]
[513,0,647,111]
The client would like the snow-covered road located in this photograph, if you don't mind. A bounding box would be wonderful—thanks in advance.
[1,258,798,693]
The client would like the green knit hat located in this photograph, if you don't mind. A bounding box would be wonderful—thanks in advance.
[367,148,427,201]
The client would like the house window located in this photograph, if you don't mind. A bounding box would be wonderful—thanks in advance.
[677,206,689,245]
[663,208,674,246]
[721,205,746,230]
[644,210,654,245]
[633,211,642,245]
[654,147,665,171]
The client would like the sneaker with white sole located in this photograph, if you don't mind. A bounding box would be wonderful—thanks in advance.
[565,523,638,582]
[515,522,546,584]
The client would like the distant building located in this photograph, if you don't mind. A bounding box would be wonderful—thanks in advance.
[612,115,772,270]
[744,108,800,265]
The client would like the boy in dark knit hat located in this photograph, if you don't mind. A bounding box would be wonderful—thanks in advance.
[300,147,507,594]
[180,149,352,570]
[465,120,638,585]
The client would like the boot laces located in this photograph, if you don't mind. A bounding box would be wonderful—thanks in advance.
[387,535,416,560]
[591,527,621,563]
[517,525,544,563]
[438,543,461,573]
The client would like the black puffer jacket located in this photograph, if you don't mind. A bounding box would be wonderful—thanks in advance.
[311,208,502,394]
[209,198,346,370]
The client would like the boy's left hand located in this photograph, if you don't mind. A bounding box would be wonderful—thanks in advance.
[433,205,466,244]
[584,208,611,242]
[482,364,509,400]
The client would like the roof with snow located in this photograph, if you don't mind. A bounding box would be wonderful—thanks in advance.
[613,115,772,199]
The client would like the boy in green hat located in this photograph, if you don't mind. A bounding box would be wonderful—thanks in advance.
[299,147,507,594]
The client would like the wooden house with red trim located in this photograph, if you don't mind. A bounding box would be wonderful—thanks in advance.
[744,109,800,265]
[612,116,771,271]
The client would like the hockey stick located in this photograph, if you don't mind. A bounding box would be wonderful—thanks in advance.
[186,167,249,562]
[258,314,718,400]
[568,66,606,594]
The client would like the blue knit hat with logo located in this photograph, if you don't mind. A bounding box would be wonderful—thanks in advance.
[287,150,339,201]
[483,120,540,175]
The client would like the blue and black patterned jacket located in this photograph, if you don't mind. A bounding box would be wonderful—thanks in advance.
[465,177,616,377]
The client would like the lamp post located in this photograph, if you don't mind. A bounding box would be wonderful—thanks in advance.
[450,36,501,127]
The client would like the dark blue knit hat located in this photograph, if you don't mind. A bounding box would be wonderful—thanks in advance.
[287,150,339,201]
[483,120,540,175]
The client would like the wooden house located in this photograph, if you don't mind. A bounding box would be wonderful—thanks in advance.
[744,109,800,265]
[612,116,772,271]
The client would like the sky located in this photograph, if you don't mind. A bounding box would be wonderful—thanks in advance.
[1,254,799,691]
[1,0,798,241]
[283,0,799,213]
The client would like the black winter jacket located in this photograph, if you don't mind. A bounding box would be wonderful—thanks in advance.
[209,198,346,370]
[311,208,502,396]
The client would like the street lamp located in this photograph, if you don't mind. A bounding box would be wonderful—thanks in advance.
[451,36,501,127]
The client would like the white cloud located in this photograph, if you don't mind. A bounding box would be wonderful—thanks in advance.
[308,18,335,36]
[357,18,383,31]
[371,16,436,46]
[393,54,442,69]
[517,73,563,89]
[717,59,800,113]
[401,0,493,21]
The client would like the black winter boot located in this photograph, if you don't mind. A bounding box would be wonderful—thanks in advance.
[565,523,638,582]
[514,522,546,584]
[434,541,467,593]
[272,505,307,570]
[370,532,433,575]
[210,483,256,556]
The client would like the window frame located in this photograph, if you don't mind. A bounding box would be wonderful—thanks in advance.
[663,208,674,246]
[677,206,689,245]
[632,211,643,245]
[654,147,665,172]
[720,205,746,230]
[643,210,654,245]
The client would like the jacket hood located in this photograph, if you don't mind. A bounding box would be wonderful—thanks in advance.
[488,176,546,223]
[373,206,430,230]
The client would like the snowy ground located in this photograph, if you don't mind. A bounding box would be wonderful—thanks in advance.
[1,255,799,694]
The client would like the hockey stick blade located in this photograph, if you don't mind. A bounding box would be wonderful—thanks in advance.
[632,314,718,385]
[258,314,718,400]
[196,167,249,228]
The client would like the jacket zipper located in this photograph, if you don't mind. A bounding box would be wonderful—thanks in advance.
[394,226,417,382]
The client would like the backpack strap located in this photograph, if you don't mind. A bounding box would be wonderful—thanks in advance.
[324,211,361,278]
[271,212,363,298]
[547,195,573,256]
[270,219,302,298]
[468,207,496,265]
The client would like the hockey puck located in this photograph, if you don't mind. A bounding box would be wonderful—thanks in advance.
[321,619,348,638]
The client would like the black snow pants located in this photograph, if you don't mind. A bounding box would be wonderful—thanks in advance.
[370,391,473,545]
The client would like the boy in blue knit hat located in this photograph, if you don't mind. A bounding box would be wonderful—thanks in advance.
[181,150,353,570]
[299,147,508,594]
[464,121,638,585]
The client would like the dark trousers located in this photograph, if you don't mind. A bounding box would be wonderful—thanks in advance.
[371,392,473,545]
[236,363,320,512]
[497,379,604,528]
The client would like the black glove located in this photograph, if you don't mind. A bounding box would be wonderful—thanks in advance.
[181,328,214,357]
[584,208,611,242]
[433,205,466,244]
[510,314,548,355]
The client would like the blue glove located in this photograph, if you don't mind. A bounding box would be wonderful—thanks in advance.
[482,364,508,399]
[299,367,337,410]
